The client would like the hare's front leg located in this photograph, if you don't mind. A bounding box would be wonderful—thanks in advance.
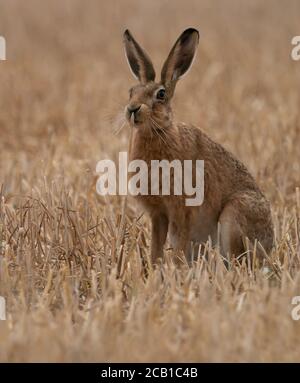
[150,213,168,263]
[169,212,191,260]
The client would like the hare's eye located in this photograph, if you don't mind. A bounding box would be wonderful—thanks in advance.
[156,88,166,100]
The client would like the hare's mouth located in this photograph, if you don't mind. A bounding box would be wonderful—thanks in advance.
[128,113,143,126]
[126,107,145,126]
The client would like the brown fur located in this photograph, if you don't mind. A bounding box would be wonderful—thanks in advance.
[123,29,274,264]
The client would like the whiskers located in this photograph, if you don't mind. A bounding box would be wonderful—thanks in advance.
[110,109,171,151]
[149,117,172,150]
[113,119,127,136]
[112,112,127,136]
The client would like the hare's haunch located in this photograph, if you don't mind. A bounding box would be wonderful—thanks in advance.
[123,28,274,263]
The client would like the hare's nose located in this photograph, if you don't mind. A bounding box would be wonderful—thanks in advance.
[127,105,141,116]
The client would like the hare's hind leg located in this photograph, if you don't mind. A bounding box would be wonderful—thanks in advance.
[218,192,274,264]
[218,203,244,263]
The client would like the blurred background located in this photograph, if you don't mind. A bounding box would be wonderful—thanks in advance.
[0,0,300,362]
[0,0,299,200]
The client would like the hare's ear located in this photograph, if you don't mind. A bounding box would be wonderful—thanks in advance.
[161,28,199,96]
[123,30,156,84]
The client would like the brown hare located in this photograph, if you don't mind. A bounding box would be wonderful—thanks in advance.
[123,28,274,264]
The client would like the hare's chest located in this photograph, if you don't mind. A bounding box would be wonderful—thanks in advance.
[134,194,178,215]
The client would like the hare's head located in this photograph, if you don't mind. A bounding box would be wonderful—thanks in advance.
[123,28,199,129]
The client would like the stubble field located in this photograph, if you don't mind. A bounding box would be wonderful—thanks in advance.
[0,0,300,362]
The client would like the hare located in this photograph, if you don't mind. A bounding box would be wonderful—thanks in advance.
[123,28,274,264]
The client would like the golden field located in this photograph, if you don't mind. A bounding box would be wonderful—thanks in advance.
[0,0,300,362]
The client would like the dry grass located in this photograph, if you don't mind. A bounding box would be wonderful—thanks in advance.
[0,0,300,362]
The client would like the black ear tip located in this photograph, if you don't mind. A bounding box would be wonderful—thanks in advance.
[182,28,200,41]
[123,29,132,41]
[184,27,199,35]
